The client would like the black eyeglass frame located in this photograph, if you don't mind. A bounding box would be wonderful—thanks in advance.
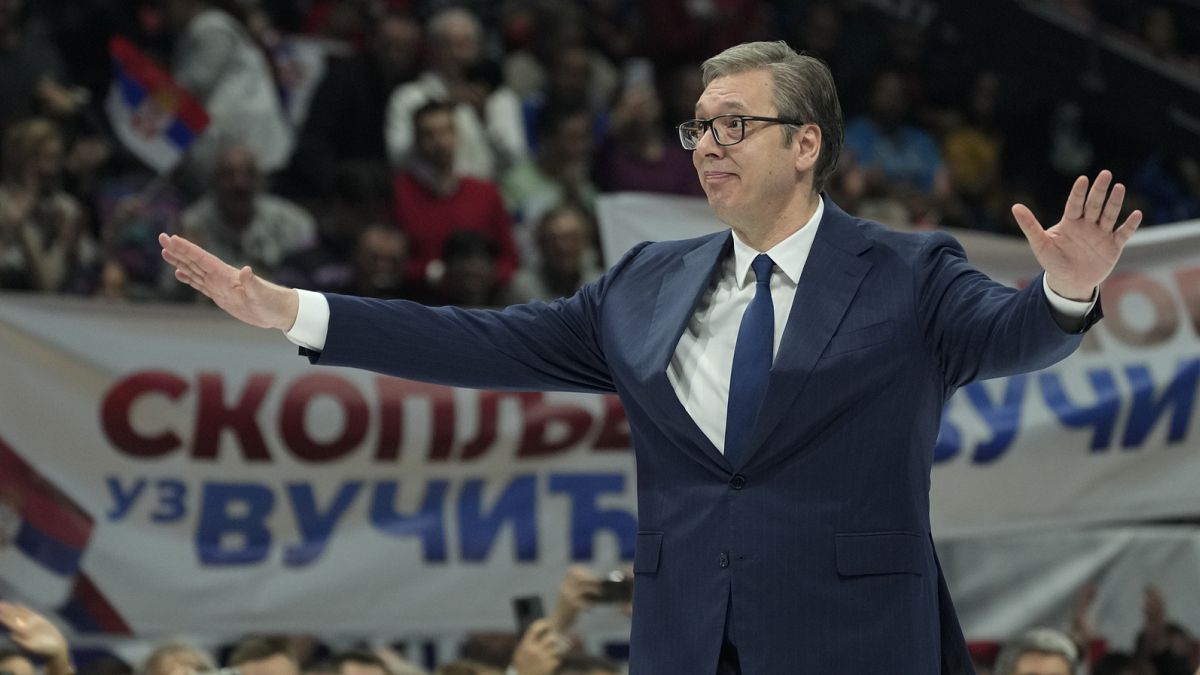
[676,114,807,150]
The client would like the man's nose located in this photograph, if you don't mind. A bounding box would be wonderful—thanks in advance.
[695,126,724,157]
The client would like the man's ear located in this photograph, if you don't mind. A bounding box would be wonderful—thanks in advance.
[793,124,822,174]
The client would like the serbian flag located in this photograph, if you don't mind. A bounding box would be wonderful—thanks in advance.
[0,436,93,608]
[105,35,210,173]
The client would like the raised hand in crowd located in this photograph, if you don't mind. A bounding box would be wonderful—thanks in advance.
[1012,169,1142,301]
[159,233,298,331]
[548,566,601,634]
[1138,585,1196,675]
[0,602,74,675]
[508,619,562,675]
[1069,583,1097,651]
[34,78,85,119]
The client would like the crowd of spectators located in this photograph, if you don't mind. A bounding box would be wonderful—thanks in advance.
[2,0,1198,305]
[3,574,1200,674]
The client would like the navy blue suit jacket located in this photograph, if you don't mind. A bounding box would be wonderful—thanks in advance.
[307,197,1100,674]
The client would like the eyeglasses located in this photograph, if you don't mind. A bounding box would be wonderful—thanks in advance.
[677,114,806,150]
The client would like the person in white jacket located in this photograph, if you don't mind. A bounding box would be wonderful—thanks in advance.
[384,7,526,181]
[163,0,293,185]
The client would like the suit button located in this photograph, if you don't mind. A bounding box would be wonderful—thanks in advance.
[729,474,746,490]
[718,552,730,568]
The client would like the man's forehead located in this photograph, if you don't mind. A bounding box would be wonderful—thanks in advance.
[694,96,749,116]
[694,72,775,115]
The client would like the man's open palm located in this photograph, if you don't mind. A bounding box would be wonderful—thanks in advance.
[1012,170,1141,300]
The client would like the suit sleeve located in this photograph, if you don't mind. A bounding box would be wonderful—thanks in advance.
[915,232,1101,389]
[305,243,650,393]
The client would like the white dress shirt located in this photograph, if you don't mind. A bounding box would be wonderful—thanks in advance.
[286,199,1094,454]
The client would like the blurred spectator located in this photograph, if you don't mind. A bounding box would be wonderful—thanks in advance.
[594,83,701,196]
[992,628,1077,675]
[420,230,503,308]
[505,205,601,304]
[641,0,771,66]
[940,71,1008,233]
[227,636,300,675]
[385,7,526,181]
[1135,586,1196,675]
[94,174,187,300]
[555,655,619,675]
[517,36,614,153]
[501,105,596,227]
[843,69,949,225]
[175,142,315,288]
[0,117,100,292]
[348,223,411,299]
[507,619,561,675]
[578,0,639,66]
[284,11,422,198]
[141,643,215,675]
[1131,153,1200,225]
[23,0,140,112]
[1137,4,1199,70]
[371,646,427,675]
[0,0,72,130]
[276,161,393,293]
[458,632,516,671]
[0,603,72,675]
[162,0,293,185]
[392,101,518,285]
[332,650,389,675]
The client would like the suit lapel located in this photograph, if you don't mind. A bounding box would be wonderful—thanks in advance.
[641,232,733,474]
[736,199,873,469]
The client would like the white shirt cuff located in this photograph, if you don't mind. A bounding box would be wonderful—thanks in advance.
[1042,275,1096,317]
[284,289,330,352]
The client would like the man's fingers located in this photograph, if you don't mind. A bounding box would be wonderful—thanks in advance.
[1099,182,1126,231]
[1011,203,1047,246]
[1114,210,1143,248]
[1083,170,1112,224]
[164,249,211,289]
[1062,174,1089,221]
[160,233,226,277]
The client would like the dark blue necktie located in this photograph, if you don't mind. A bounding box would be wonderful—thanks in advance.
[725,254,775,466]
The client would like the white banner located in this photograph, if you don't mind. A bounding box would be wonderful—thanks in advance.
[0,297,635,637]
[0,194,1198,641]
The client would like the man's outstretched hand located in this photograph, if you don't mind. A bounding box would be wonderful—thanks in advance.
[159,233,299,331]
[1012,169,1142,301]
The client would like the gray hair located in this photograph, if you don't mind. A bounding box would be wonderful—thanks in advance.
[700,41,844,193]
[993,628,1079,675]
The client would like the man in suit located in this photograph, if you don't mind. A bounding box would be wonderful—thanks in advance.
[161,41,1140,675]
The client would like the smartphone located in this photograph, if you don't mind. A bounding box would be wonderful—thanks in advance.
[592,570,634,603]
[512,595,544,635]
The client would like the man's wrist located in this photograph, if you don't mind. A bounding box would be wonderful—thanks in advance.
[1044,276,1096,303]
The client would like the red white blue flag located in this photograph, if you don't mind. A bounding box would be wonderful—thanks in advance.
[105,35,210,173]
[0,436,130,634]
[0,436,92,607]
